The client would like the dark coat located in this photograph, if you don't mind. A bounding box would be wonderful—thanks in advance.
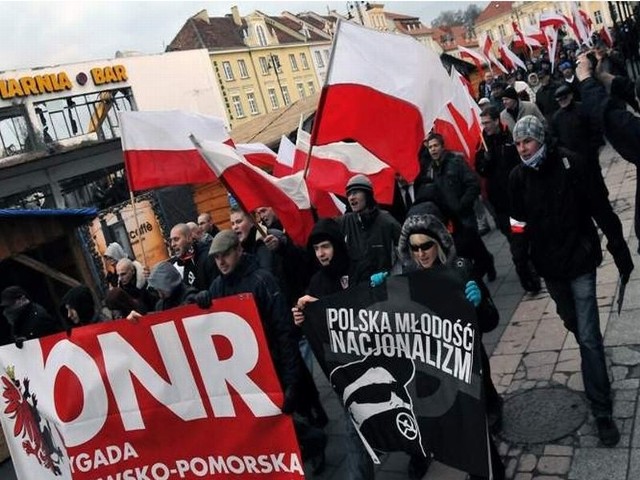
[170,241,218,291]
[508,145,630,280]
[306,218,352,298]
[535,81,560,120]
[208,255,301,389]
[550,101,604,162]
[475,126,520,214]
[338,207,401,285]
[415,150,480,230]
[6,302,63,345]
[154,284,199,312]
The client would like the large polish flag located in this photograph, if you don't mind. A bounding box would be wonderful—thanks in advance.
[539,12,569,30]
[235,143,277,169]
[478,34,508,75]
[297,129,396,205]
[433,69,482,165]
[276,135,345,218]
[311,21,451,183]
[120,111,229,191]
[193,138,315,246]
[499,39,527,72]
[459,45,490,73]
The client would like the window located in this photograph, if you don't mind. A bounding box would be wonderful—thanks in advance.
[289,54,298,71]
[247,92,259,115]
[307,81,316,95]
[271,54,282,73]
[259,57,269,75]
[0,108,32,159]
[528,13,536,26]
[324,49,330,62]
[296,83,306,98]
[300,53,310,70]
[222,61,234,81]
[498,24,506,37]
[267,88,279,109]
[314,51,325,68]
[237,59,249,78]
[256,25,268,46]
[34,88,134,143]
[281,85,291,105]
[231,95,244,118]
[594,10,603,24]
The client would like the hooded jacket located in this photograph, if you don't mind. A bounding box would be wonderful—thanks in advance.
[60,286,98,327]
[306,218,351,298]
[397,214,498,333]
[148,261,198,311]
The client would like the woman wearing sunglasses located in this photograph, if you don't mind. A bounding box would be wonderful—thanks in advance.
[374,212,505,480]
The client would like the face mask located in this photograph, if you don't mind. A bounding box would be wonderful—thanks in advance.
[521,143,547,170]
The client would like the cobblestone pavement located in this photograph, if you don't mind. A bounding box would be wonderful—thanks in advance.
[0,145,637,480]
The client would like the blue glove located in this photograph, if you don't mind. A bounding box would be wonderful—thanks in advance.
[370,272,389,287]
[465,280,482,307]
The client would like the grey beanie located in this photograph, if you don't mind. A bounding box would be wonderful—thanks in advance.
[148,261,182,294]
[104,242,126,261]
[512,115,545,144]
[345,174,373,195]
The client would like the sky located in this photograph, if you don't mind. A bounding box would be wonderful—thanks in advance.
[1,0,479,72]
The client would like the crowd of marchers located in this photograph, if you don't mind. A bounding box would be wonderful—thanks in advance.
[3,35,640,480]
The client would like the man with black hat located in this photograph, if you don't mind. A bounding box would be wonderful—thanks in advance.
[550,84,605,177]
[508,115,633,447]
[338,174,402,285]
[500,86,546,134]
[535,69,560,121]
[0,286,63,347]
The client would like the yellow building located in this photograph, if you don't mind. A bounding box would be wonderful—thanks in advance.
[475,1,617,45]
[168,7,333,128]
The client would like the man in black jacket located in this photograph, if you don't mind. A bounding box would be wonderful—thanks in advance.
[201,230,302,414]
[476,107,540,292]
[418,133,496,282]
[169,223,217,291]
[1,286,63,347]
[577,50,640,250]
[508,115,633,447]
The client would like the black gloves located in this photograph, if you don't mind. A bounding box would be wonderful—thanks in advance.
[195,290,212,309]
[609,242,634,282]
[281,384,298,414]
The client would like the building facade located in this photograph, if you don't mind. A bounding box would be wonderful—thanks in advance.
[167,7,333,129]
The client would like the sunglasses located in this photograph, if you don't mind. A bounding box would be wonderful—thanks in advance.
[409,240,436,252]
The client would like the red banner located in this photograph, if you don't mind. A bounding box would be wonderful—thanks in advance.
[0,296,304,479]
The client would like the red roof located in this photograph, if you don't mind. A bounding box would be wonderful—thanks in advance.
[475,1,514,25]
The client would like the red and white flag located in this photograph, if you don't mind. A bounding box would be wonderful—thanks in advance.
[297,129,396,205]
[545,26,560,72]
[478,34,508,74]
[119,111,229,191]
[235,143,277,169]
[276,135,346,218]
[459,45,490,72]
[193,138,314,246]
[311,21,451,183]
[600,26,614,47]
[539,11,569,30]
[499,39,527,72]
[433,69,482,164]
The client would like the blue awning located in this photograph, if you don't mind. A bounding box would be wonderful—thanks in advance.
[0,208,98,219]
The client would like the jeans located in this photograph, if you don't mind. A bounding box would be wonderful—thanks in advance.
[344,410,375,480]
[545,271,612,417]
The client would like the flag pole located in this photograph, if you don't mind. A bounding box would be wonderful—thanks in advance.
[189,135,268,239]
[128,190,148,266]
[304,18,342,179]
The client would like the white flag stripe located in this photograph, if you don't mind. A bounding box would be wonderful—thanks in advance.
[120,111,228,151]
[196,139,311,209]
[329,21,451,130]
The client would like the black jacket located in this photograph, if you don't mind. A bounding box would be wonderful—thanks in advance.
[415,150,480,230]
[550,101,604,161]
[338,207,401,285]
[208,255,301,389]
[535,81,560,120]
[154,284,199,312]
[475,127,520,214]
[6,302,63,345]
[170,241,218,291]
[509,145,630,280]
[307,218,352,298]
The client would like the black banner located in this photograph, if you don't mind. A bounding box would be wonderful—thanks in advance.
[304,267,491,477]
